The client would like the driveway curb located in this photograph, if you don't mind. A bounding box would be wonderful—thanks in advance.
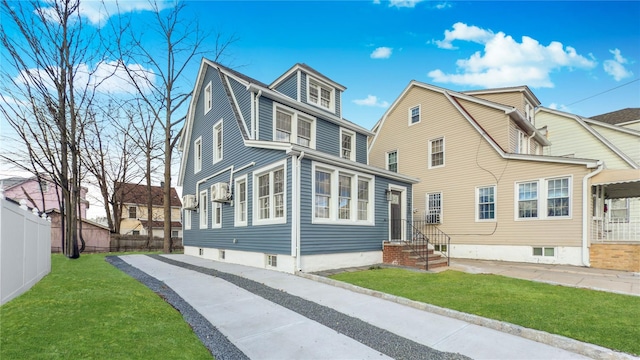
[298,272,638,360]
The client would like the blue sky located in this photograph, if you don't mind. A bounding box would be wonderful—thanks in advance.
[179,0,640,129]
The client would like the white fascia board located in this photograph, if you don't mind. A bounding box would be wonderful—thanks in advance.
[245,83,373,136]
[583,118,640,136]
[504,153,600,168]
[287,145,419,184]
[505,108,551,146]
[269,64,347,92]
[177,58,210,186]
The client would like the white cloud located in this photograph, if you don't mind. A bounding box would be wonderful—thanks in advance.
[353,95,389,108]
[370,47,393,59]
[39,0,175,27]
[603,48,633,81]
[435,22,494,49]
[548,103,571,112]
[435,2,452,10]
[429,22,597,88]
[389,0,424,8]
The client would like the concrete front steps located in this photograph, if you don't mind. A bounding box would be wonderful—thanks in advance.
[383,241,449,270]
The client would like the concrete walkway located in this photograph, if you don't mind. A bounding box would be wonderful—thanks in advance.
[114,254,637,360]
[446,259,640,296]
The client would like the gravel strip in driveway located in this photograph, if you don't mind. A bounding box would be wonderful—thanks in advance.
[105,256,249,360]
[148,254,470,360]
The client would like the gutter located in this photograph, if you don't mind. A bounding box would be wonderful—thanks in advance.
[581,160,604,267]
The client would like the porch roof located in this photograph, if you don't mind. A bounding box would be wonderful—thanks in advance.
[591,169,640,198]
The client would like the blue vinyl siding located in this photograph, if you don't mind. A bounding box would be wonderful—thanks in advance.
[227,76,252,135]
[298,159,412,255]
[335,89,341,118]
[273,73,298,100]
[258,96,274,142]
[356,132,368,164]
[315,118,338,156]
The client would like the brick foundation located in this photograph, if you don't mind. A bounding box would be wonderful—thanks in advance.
[382,241,448,270]
[590,243,640,272]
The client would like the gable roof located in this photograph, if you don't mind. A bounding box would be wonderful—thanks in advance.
[590,108,640,125]
[462,85,541,106]
[370,81,598,169]
[0,176,31,190]
[270,63,347,91]
[178,59,373,186]
[116,183,181,207]
[537,107,640,169]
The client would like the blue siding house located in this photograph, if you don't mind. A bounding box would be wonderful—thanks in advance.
[177,60,417,273]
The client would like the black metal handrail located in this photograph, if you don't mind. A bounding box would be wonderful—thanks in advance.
[390,219,450,270]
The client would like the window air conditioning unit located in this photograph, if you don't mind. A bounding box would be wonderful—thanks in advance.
[182,194,197,210]
[211,182,230,202]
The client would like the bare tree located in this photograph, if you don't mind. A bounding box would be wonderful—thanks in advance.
[0,0,105,258]
[113,0,237,252]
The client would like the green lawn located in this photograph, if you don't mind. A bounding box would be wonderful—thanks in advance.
[330,268,640,356]
[0,253,212,359]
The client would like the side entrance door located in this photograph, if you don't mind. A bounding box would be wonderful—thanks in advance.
[390,190,402,241]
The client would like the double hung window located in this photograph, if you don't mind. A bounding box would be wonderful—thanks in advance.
[199,190,208,229]
[340,128,355,161]
[235,177,247,226]
[194,137,202,173]
[213,121,223,163]
[429,138,444,168]
[477,186,496,221]
[409,105,420,124]
[547,178,569,217]
[254,162,286,225]
[426,192,442,224]
[518,182,538,218]
[387,151,398,173]
[274,106,314,148]
[313,163,373,224]
[308,78,333,111]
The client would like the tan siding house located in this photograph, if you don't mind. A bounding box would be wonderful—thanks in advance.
[370,81,601,266]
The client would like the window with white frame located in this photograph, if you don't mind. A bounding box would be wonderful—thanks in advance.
[307,78,333,111]
[199,190,208,229]
[429,138,444,168]
[340,128,355,161]
[315,170,331,219]
[477,186,496,221]
[212,202,222,228]
[128,206,136,219]
[426,192,442,224]
[516,130,526,154]
[313,163,373,224]
[254,163,286,224]
[184,209,191,230]
[409,105,420,125]
[547,177,570,217]
[338,174,352,220]
[194,137,202,173]
[274,106,314,148]
[387,150,397,173]
[609,198,629,222]
[357,179,370,221]
[213,121,223,163]
[204,82,212,114]
[235,177,247,226]
[517,181,538,218]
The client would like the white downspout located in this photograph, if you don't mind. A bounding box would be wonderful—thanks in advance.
[255,90,262,140]
[296,151,305,272]
[582,161,604,267]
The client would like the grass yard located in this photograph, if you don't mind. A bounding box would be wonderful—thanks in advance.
[330,268,640,356]
[0,253,212,359]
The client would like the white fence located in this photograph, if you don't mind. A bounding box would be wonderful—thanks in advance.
[1,196,51,305]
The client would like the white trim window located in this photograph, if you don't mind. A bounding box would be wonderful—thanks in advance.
[517,181,538,219]
[235,176,248,226]
[476,185,496,221]
[429,137,444,168]
[426,192,442,224]
[273,105,315,148]
[340,128,355,161]
[194,136,202,174]
[212,202,222,228]
[199,190,208,229]
[307,77,334,112]
[409,105,420,125]
[184,209,191,230]
[204,81,212,114]
[516,130,526,154]
[313,162,374,225]
[547,177,570,217]
[213,120,223,164]
[387,150,398,173]
[253,161,286,225]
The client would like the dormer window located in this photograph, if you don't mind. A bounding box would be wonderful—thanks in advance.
[307,77,334,112]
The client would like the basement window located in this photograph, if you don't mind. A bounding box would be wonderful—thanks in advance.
[533,247,555,257]
[199,248,204,256]
[267,254,277,267]
[219,250,225,260]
